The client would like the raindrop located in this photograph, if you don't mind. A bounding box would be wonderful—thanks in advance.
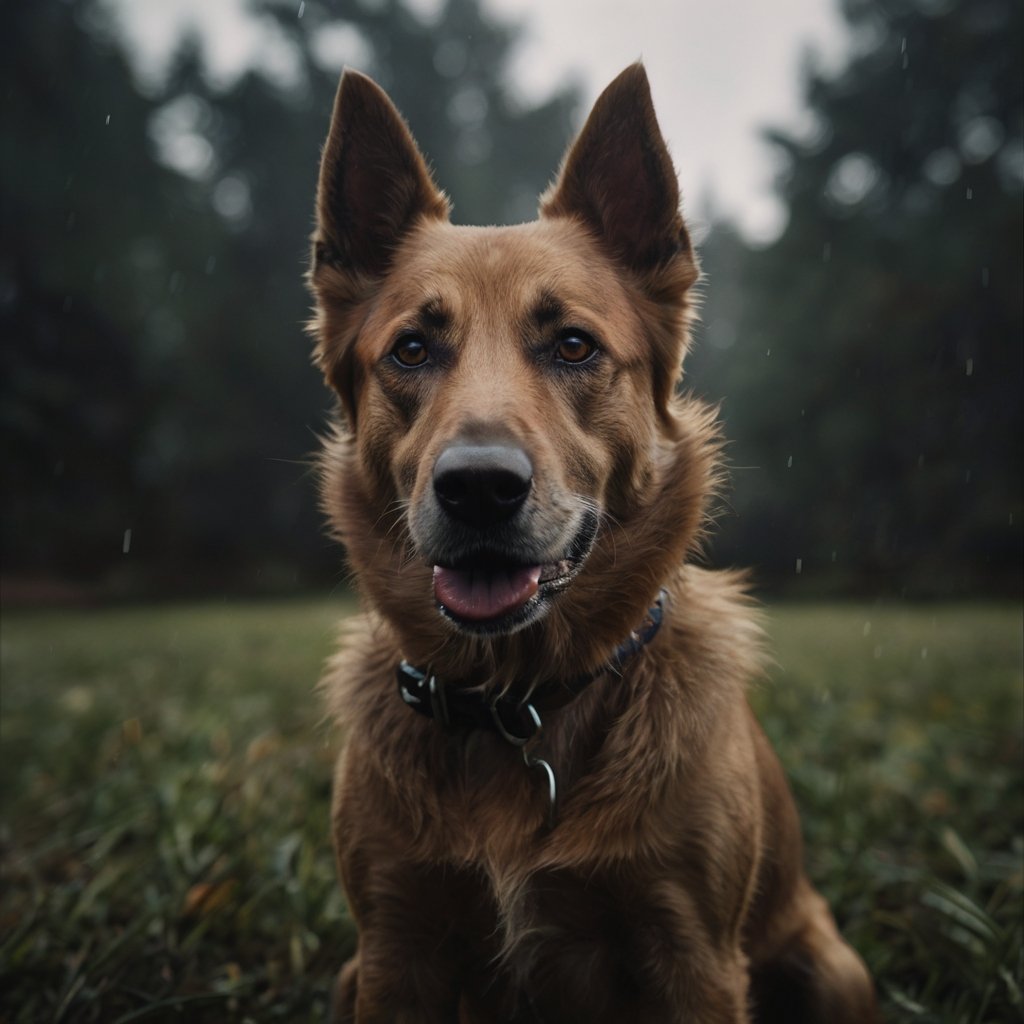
[831,551,837,562]
[795,558,803,574]
[965,187,973,199]
[965,358,973,376]
[862,621,872,637]
[873,645,883,660]
[105,114,111,125]
[965,469,972,483]
[123,528,133,555]
[786,455,793,468]
[297,0,305,16]
[920,647,928,659]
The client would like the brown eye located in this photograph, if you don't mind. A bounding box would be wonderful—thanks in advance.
[392,335,429,367]
[556,331,597,365]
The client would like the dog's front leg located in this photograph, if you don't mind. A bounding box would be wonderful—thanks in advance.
[343,935,460,1024]
[331,853,480,1024]
[329,955,359,1023]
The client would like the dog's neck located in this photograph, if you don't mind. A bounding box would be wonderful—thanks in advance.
[391,589,666,831]
[395,587,666,729]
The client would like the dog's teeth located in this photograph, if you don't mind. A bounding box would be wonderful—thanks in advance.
[539,559,571,583]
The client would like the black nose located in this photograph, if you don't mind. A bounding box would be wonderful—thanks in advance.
[433,444,533,529]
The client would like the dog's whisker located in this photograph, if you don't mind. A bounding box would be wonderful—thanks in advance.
[373,499,411,535]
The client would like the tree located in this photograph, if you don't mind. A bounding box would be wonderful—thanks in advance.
[2,0,579,593]
[0,2,211,582]
[694,0,1023,595]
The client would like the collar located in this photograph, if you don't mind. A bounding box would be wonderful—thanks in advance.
[396,587,667,743]
[395,588,666,829]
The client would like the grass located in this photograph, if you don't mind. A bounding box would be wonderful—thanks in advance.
[1,597,1021,1022]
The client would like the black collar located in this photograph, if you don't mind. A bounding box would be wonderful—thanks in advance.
[396,588,666,746]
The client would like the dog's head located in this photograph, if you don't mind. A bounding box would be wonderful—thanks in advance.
[309,65,716,674]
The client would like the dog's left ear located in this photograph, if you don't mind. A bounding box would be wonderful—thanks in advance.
[541,65,698,426]
[541,63,694,277]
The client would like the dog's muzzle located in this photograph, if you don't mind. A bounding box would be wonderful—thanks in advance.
[420,442,598,634]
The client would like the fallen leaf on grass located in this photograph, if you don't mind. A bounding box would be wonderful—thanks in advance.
[181,879,238,918]
[246,732,281,763]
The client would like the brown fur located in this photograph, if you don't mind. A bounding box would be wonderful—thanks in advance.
[308,64,878,1023]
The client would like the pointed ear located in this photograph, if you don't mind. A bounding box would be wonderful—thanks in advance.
[313,69,449,276]
[541,64,695,279]
[542,65,699,433]
[309,70,448,427]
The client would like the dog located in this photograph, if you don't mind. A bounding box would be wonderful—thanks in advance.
[307,63,878,1023]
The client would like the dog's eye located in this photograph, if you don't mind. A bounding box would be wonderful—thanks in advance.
[391,335,429,368]
[555,331,597,365]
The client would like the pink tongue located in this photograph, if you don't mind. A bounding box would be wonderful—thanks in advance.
[433,564,541,621]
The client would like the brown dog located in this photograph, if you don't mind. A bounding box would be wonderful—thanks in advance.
[308,64,877,1023]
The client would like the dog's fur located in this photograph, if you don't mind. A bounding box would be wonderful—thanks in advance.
[308,64,878,1023]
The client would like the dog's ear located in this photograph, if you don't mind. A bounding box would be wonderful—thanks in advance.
[309,70,449,425]
[541,64,693,275]
[541,64,699,430]
[314,68,449,275]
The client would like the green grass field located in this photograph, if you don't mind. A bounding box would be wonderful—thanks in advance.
[1,598,1021,1022]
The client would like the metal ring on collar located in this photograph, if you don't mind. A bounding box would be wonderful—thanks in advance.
[489,700,542,746]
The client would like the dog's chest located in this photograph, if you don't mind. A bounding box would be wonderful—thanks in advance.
[465,860,684,1020]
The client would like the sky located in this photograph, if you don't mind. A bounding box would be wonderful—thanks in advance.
[106,0,852,243]
[482,0,850,241]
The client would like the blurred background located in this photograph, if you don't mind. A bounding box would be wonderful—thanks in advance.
[2,0,1021,603]
[2,5,1022,1020]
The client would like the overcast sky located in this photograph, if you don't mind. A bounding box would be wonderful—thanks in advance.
[482,0,850,241]
[107,0,852,243]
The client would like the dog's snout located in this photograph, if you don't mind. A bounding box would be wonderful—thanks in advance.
[433,444,533,528]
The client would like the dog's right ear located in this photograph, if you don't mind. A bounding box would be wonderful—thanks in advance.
[309,70,449,425]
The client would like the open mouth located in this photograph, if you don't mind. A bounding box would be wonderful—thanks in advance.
[430,513,598,634]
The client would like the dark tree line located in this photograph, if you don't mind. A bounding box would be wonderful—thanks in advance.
[1,0,577,595]
[2,0,1020,598]
[690,0,1022,596]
